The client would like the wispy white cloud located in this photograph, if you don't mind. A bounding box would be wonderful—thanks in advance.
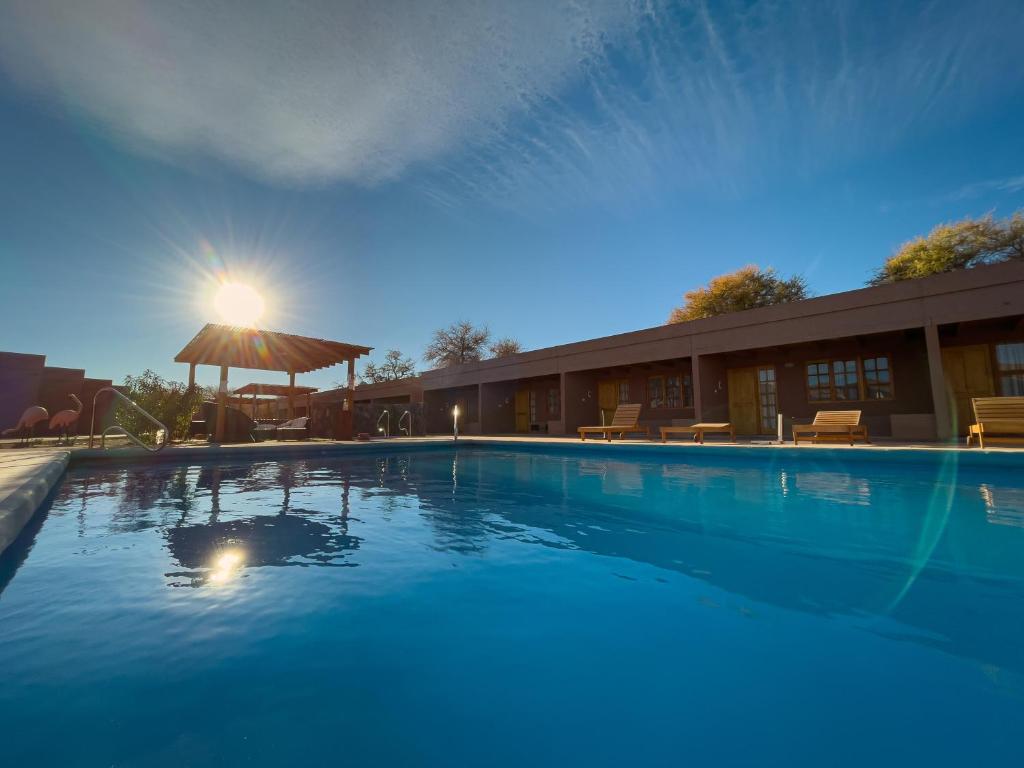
[0,0,632,184]
[1,0,1021,206]
[945,175,1024,201]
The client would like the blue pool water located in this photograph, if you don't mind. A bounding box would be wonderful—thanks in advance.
[1,445,1023,767]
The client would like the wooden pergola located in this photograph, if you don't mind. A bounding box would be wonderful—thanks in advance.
[175,324,371,442]
[232,382,319,419]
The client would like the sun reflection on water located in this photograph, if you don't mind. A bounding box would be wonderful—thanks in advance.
[207,548,245,585]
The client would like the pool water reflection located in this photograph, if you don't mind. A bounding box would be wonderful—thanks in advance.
[1,447,1022,767]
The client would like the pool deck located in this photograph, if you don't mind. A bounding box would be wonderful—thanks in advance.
[0,449,70,556]
[1,434,1022,556]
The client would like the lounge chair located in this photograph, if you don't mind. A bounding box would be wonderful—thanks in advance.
[660,423,735,444]
[277,416,310,441]
[967,396,1024,448]
[578,404,649,441]
[792,411,869,445]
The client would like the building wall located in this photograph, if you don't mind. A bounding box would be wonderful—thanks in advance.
[424,385,479,434]
[709,330,932,437]
[0,352,46,431]
[37,367,85,435]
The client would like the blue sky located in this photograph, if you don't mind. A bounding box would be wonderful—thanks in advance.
[1,0,1023,390]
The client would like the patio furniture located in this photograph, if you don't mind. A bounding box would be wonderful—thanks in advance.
[277,417,310,441]
[252,422,278,441]
[792,410,869,445]
[967,396,1024,448]
[578,404,649,441]
[191,401,257,443]
[660,423,735,444]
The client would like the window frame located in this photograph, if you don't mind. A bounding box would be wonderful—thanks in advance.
[646,372,694,410]
[547,387,561,420]
[994,342,1024,396]
[804,354,895,403]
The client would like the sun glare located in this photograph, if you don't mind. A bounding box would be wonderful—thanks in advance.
[214,282,265,326]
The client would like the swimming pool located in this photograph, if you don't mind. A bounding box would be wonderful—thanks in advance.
[1,445,1022,766]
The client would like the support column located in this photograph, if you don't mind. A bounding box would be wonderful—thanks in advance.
[215,365,228,442]
[477,383,486,434]
[288,370,296,419]
[336,357,355,440]
[188,363,196,391]
[925,323,953,441]
[692,354,703,422]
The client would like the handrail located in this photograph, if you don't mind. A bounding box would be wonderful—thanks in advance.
[398,410,412,436]
[88,387,169,452]
[376,409,390,438]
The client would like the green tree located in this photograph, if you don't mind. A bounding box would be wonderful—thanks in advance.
[360,349,417,384]
[489,338,523,358]
[870,211,1024,285]
[424,321,491,368]
[119,369,210,441]
[667,265,808,323]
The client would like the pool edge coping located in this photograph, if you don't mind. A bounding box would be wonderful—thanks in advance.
[0,450,70,556]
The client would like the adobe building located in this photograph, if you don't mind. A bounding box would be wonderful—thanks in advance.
[325,261,1024,441]
[0,351,113,438]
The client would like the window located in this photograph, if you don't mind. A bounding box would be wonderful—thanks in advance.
[617,381,631,404]
[832,359,859,401]
[996,342,1024,396]
[758,367,778,433]
[807,361,831,401]
[862,356,893,400]
[648,376,665,409]
[806,355,893,402]
[529,390,537,423]
[547,388,560,419]
[648,374,693,409]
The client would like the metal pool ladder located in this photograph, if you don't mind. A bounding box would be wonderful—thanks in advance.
[376,410,390,438]
[398,410,412,436]
[88,387,170,452]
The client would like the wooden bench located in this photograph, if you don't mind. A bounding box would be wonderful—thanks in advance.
[967,396,1024,448]
[578,404,649,441]
[660,423,734,444]
[792,411,869,446]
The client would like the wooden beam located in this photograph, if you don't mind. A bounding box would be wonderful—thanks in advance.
[188,363,196,391]
[215,365,228,442]
[925,323,953,441]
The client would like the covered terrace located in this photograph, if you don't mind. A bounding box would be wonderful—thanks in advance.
[231,382,319,420]
[175,324,371,441]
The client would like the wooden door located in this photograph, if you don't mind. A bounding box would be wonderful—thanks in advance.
[597,379,625,425]
[514,390,530,433]
[728,367,760,435]
[942,345,994,435]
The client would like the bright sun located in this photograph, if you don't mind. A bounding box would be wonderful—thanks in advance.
[214,282,265,326]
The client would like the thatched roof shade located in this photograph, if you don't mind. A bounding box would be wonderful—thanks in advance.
[175,324,371,373]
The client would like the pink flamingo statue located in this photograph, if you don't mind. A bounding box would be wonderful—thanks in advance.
[3,406,49,446]
[49,394,83,445]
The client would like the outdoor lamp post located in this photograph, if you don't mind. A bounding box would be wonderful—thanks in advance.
[453,405,459,441]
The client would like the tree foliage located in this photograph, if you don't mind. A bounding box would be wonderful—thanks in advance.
[870,211,1024,285]
[424,321,491,368]
[360,349,416,384]
[120,369,210,440]
[489,337,523,358]
[667,265,808,323]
